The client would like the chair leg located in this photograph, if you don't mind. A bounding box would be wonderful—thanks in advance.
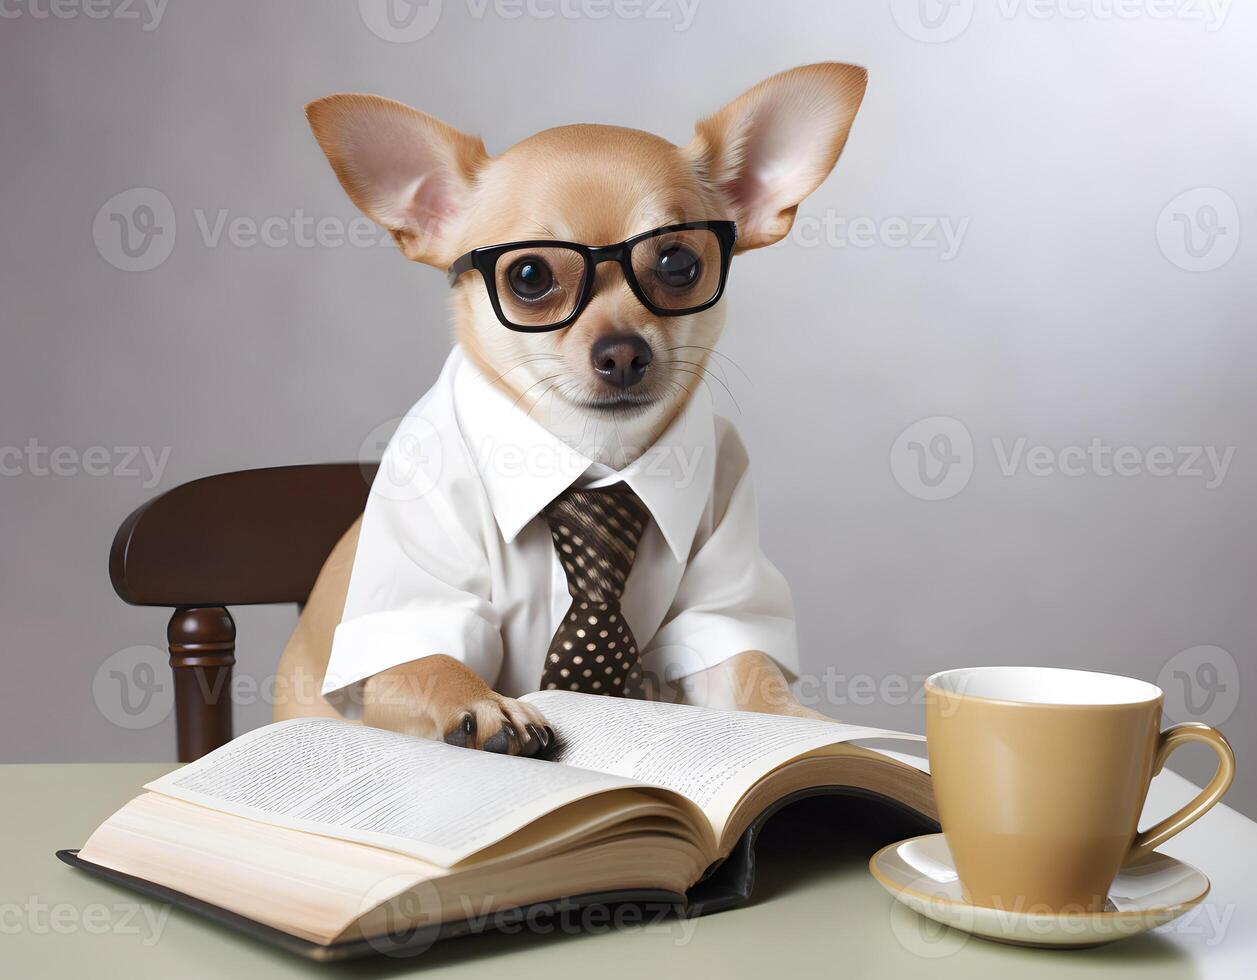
[167,606,236,762]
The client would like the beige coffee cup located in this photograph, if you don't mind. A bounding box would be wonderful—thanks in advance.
[925,666,1234,913]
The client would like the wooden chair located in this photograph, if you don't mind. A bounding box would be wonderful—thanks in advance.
[109,463,377,761]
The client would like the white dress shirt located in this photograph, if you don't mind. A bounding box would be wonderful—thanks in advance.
[323,346,797,709]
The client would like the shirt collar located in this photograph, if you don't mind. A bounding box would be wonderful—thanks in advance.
[451,347,715,563]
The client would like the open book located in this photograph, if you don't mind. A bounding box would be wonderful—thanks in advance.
[64,692,936,960]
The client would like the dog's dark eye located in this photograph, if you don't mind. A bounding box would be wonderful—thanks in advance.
[653,244,701,289]
[506,257,554,301]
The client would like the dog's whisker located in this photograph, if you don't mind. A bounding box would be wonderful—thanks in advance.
[668,366,714,401]
[665,345,754,387]
[512,373,566,413]
[670,365,739,416]
[666,361,741,415]
[525,381,561,421]
[560,384,590,425]
[667,351,733,390]
[483,355,565,390]
[665,380,693,404]
[558,382,593,426]
[610,407,628,464]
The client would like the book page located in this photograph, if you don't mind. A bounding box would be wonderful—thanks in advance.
[521,691,923,839]
[143,718,649,868]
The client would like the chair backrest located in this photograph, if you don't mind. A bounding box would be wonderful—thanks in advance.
[109,463,378,761]
[111,463,378,607]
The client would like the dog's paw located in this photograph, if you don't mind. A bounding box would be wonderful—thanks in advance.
[441,695,553,757]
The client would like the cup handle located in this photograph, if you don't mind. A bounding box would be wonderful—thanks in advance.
[1126,722,1235,863]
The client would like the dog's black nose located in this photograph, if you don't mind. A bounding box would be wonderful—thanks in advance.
[591,334,653,389]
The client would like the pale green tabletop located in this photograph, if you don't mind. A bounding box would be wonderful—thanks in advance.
[2,763,1252,978]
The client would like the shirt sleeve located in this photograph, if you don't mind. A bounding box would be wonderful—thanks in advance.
[321,413,502,710]
[641,420,799,684]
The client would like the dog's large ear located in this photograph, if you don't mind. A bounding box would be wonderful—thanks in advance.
[688,63,867,251]
[305,94,488,267]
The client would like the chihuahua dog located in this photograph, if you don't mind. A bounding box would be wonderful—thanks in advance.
[274,63,868,754]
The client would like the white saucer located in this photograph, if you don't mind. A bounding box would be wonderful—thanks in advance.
[869,833,1210,949]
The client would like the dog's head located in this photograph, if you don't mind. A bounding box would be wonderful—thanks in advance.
[308,64,866,460]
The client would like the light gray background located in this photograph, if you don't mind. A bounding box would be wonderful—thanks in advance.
[1,1,1253,817]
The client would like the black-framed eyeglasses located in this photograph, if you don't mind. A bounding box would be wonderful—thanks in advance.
[446,220,737,332]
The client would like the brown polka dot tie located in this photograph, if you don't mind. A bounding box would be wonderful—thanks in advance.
[540,482,649,696]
